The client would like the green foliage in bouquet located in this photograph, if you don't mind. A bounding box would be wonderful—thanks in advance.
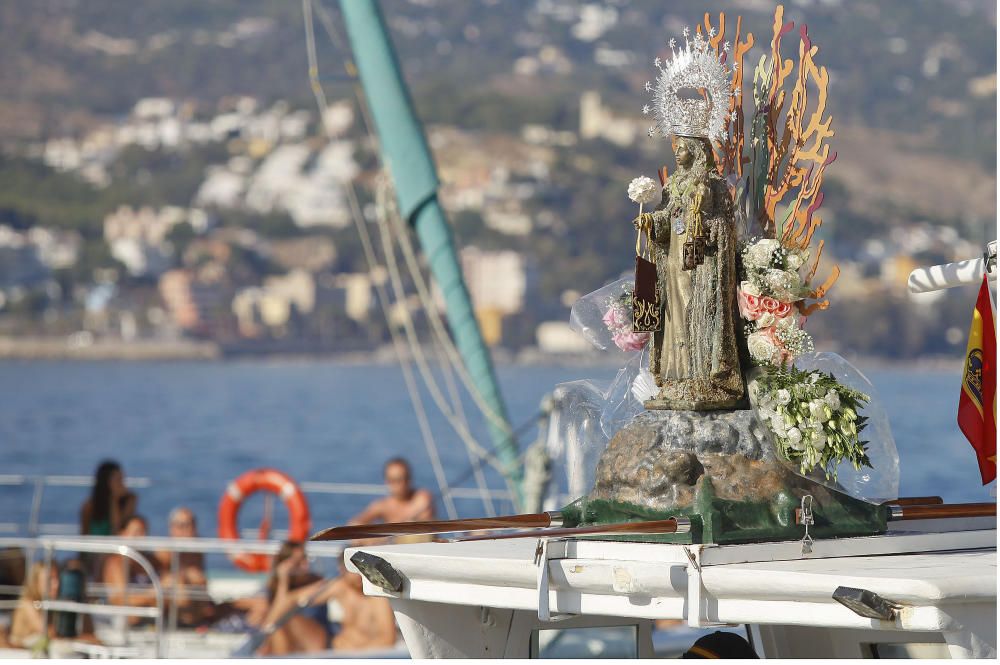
[751,365,872,478]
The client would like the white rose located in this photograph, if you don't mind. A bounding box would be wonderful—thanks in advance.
[785,426,804,450]
[747,239,780,268]
[786,253,803,270]
[757,312,776,328]
[813,432,827,451]
[776,314,798,330]
[748,331,778,364]
[775,389,791,405]
[824,389,841,411]
[740,280,761,297]
[765,268,802,299]
[808,400,829,422]
[627,176,660,205]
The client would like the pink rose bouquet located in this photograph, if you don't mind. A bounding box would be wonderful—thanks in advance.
[739,238,815,366]
[603,289,650,352]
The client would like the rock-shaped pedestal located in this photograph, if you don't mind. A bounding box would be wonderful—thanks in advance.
[575,408,887,544]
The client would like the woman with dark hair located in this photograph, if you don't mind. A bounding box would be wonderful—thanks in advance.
[257,541,329,655]
[79,460,137,536]
[254,541,397,655]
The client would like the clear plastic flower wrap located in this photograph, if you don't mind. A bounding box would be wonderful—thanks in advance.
[569,278,647,353]
[749,351,899,504]
[546,279,656,498]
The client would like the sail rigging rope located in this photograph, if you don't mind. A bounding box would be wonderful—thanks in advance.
[308,0,517,440]
[303,0,526,516]
[303,0,524,508]
[346,182,459,520]
[303,0,459,519]
[374,181,501,515]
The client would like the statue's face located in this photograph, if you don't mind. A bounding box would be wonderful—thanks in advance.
[675,142,694,168]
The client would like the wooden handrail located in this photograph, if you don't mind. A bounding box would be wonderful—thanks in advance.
[890,496,944,506]
[312,498,994,542]
[310,512,557,541]
[890,502,996,521]
[458,518,685,542]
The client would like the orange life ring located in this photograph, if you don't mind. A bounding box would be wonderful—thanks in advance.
[217,469,312,573]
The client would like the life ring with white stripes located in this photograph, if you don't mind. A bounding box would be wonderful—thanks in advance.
[217,469,311,573]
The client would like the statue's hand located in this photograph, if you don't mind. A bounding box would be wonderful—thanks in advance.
[633,212,654,230]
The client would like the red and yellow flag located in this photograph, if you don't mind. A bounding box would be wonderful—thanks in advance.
[958,275,997,484]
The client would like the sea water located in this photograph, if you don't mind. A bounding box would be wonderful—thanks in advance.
[0,360,992,546]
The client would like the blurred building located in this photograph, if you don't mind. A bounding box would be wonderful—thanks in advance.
[0,227,48,289]
[329,273,375,322]
[579,91,637,146]
[104,205,209,278]
[535,321,591,353]
[460,246,529,346]
[158,269,227,336]
[232,269,315,337]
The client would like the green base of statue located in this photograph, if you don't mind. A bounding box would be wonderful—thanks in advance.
[561,477,888,545]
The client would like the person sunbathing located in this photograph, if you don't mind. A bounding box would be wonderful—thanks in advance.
[101,515,157,624]
[349,457,436,544]
[255,542,396,655]
[10,562,99,653]
[154,507,218,627]
[351,458,435,525]
[9,562,60,650]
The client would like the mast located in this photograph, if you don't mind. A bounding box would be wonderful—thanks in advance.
[338,0,523,507]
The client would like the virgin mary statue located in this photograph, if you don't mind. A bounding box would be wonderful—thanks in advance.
[636,136,744,410]
[633,30,745,410]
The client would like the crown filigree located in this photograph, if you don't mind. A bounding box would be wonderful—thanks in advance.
[643,27,733,142]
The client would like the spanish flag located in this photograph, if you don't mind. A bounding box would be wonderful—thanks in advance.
[958,275,997,484]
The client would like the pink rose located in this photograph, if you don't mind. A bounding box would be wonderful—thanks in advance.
[603,305,625,330]
[772,300,793,319]
[760,296,780,313]
[737,288,764,320]
[760,326,793,364]
[613,330,650,352]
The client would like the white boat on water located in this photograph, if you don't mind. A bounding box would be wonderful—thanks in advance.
[342,513,996,658]
[2,0,995,658]
[1,504,992,658]
[329,251,996,660]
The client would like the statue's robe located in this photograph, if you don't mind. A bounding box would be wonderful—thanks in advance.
[647,167,744,410]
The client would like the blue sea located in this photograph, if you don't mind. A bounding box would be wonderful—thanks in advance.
[0,360,993,542]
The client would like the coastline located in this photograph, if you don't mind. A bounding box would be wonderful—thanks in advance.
[0,335,964,372]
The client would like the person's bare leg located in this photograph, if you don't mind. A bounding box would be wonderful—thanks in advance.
[261,626,290,656]
[280,616,328,653]
[236,596,269,626]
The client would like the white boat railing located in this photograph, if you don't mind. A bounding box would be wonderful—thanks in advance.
[908,241,997,294]
[0,534,351,658]
[0,474,519,537]
[0,536,165,657]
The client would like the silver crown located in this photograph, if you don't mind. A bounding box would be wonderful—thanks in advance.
[646,29,733,142]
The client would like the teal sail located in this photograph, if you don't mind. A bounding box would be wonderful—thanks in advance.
[338,0,523,507]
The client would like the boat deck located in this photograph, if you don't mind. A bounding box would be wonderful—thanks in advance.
[346,516,996,657]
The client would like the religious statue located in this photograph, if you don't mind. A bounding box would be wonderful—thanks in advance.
[630,28,744,411]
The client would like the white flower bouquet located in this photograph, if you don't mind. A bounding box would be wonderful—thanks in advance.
[627,176,660,206]
[739,238,814,365]
[751,365,872,477]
